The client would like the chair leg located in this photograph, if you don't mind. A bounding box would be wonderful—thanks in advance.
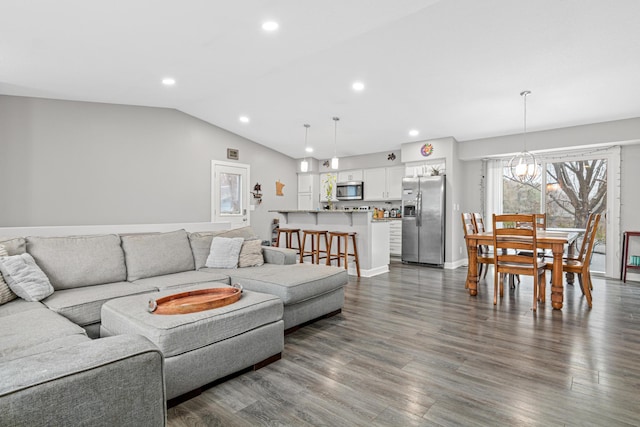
[577,274,585,295]
[493,271,499,305]
[583,272,593,308]
[538,271,546,303]
[532,273,538,312]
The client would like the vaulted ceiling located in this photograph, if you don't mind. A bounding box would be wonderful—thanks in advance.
[2,0,640,160]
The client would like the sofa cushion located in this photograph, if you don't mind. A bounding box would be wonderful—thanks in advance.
[41,281,158,326]
[0,334,89,363]
[0,245,18,305]
[132,270,230,291]
[121,229,195,281]
[26,234,127,290]
[0,237,26,255]
[228,263,348,305]
[0,298,45,318]
[0,253,54,302]
[205,237,244,269]
[189,227,258,269]
[101,283,283,357]
[238,239,264,268]
[0,306,87,360]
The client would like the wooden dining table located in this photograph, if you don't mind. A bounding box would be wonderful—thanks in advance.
[465,230,578,310]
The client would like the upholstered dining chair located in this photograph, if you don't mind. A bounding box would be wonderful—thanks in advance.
[492,214,546,311]
[461,213,493,286]
[546,213,601,308]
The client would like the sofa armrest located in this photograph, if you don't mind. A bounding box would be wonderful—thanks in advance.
[262,246,297,265]
[0,334,166,427]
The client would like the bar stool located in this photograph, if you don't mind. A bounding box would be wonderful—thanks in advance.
[275,228,302,255]
[326,231,361,277]
[300,230,329,264]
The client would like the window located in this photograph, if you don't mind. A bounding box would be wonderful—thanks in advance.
[486,146,620,277]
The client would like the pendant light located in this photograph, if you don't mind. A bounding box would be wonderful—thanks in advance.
[508,90,539,183]
[331,117,339,170]
[300,124,310,173]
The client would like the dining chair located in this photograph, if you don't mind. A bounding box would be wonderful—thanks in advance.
[461,213,493,286]
[546,213,601,308]
[471,213,491,279]
[492,214,546,311]
[517,213,549,258]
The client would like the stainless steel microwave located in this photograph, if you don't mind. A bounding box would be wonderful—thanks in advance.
[336,181,364,200]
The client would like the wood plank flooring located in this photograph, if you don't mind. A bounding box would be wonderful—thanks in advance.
[167,262,640,426]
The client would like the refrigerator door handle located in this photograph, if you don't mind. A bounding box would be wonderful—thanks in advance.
[416,191,422,227]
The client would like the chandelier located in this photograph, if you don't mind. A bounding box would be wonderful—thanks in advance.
[508,90,539,183]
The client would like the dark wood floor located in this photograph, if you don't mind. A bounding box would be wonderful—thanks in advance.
[167,262,640,426]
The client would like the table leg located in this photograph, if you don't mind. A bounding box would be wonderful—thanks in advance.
[466,239,478,296]
[551,242,564,310]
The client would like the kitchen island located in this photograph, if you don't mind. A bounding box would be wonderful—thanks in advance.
[270,210,390,277]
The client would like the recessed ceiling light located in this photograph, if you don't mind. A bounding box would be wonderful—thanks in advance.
[262,21,279,31]
[305,147,314,153]
[162,78,176,86]
[239,116,250,123]
[409,129,419,137]
[352,81,365,91]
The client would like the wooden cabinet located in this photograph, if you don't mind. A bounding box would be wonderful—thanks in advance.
[338,169,363,182]
[319,172,337,202]
[364,166,405,201]
[389,220,402,257]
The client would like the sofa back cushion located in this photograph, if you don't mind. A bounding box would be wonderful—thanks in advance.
[0,237,26,255]
[189,227,258,269]
[26,234,127,290]
[121,229,195,281]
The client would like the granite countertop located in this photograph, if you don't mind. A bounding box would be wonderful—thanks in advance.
[269,209,372,213]
[372,217,402,221]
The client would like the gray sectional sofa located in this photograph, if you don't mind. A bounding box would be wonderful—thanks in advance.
[0,226,348,426]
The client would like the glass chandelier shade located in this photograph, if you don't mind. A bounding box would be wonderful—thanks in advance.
[508,90,540,184]
[300,124,310,173]
[331,117,340,170]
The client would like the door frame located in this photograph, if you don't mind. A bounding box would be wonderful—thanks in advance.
[211,160,251,228]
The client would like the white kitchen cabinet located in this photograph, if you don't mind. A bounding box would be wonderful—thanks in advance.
[298,193,314,211]
[319,172,337,202]
[389,220,402,257]
[386,166,405,200]
[363,168,387,200]
[297,173,319,210]
[364,166,405,201]
[298,174,316,193]
[338,169,363,182]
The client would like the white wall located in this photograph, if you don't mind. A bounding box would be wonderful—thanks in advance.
[0,95,297,240]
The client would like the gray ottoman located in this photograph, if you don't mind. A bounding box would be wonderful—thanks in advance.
[100,283,284,400]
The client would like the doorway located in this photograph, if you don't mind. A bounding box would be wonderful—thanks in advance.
[211,160,250,229]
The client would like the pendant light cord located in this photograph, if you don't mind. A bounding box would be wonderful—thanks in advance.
[333,117,339,157]
[304,124,310,161]
[520,90,530,151]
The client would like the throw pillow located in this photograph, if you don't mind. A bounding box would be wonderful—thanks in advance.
[238,239,265,268]
[205,237,244,269]
[0,245,18,305]
[0,253,54,302]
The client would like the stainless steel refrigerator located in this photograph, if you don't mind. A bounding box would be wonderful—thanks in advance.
[401,175,445,266]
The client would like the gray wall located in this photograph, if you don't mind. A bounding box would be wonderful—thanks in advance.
[0,95,297,240]
[457,121,640,277]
